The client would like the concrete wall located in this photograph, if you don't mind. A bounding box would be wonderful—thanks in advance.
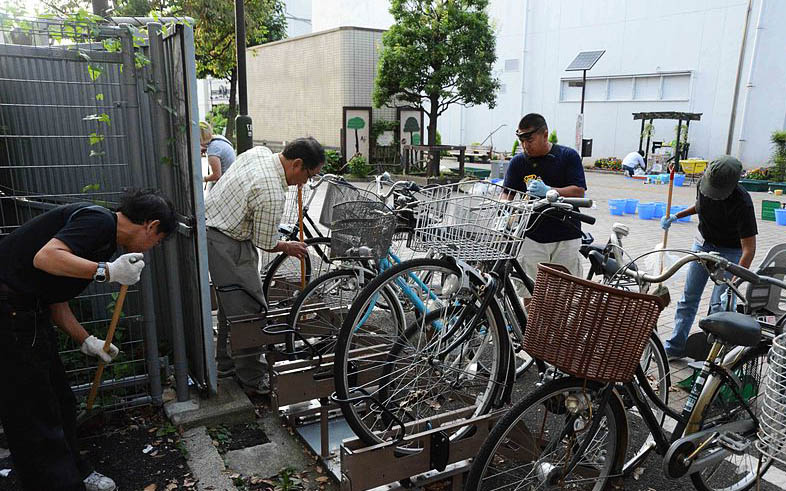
[246,27,395,149]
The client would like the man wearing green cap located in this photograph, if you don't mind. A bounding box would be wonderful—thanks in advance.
[660,155,757,360]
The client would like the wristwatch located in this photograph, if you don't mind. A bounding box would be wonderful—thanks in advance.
[94,262,108,283]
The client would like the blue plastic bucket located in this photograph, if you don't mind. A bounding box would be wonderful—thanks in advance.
[609,199,626,216]
[674,174,686,187]
[653,201,666,218]
[776,208,786,226]
[638,202,656,220]
[660,174,670,184]
[625,199,639,214]
[670,205,692,222]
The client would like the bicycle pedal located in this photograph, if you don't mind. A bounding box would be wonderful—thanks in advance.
[717,433,750,455]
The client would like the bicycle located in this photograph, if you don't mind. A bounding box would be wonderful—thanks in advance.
[332,184,597,452]
[466,251,786,490]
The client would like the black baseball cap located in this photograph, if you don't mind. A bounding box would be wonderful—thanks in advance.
[699,155,743,200]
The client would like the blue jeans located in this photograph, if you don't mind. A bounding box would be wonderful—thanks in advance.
[665,240,742,356]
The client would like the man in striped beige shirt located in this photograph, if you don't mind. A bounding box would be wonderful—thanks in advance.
[205,137,324,395]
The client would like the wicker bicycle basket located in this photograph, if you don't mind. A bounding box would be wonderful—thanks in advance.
[523,263,667,383]
[757,333,786,465]
[329,201,396,260]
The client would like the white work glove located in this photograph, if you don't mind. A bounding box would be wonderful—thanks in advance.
[80,335,120,363]
[107,253,145,285]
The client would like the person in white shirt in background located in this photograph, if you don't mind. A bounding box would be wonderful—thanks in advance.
[622,150,646,176]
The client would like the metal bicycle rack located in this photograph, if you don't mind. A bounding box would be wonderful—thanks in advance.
[225,289,509,490]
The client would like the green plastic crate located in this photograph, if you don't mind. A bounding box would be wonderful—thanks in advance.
[762,200,783,221]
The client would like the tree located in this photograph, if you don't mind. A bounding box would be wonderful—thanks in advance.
[178,0,286,141]
[347,116,365,154]
[372,0,499,175]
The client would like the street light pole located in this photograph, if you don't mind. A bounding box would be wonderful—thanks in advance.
[235,0,253,154]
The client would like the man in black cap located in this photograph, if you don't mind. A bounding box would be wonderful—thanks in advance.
[660,156,757,360]
[0,190,177,490]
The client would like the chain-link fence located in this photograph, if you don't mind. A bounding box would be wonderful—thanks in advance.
[0,14,212,410]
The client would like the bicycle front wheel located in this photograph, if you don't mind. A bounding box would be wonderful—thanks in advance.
[334,257,510,450]
[262,236,334,308]
[689,346,771,491]
[466,377,627,491]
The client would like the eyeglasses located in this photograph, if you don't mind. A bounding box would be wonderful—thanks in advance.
[516,125,545,142]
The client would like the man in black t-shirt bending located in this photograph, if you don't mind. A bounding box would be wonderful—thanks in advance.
[660,156,757,360]
[0,190,176,491]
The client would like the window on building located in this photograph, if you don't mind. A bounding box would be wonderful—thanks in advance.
[559,72,691,103]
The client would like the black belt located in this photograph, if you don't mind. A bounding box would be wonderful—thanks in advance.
[0,282,42,311]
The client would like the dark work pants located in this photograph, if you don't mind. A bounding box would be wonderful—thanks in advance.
[0,304,90,490]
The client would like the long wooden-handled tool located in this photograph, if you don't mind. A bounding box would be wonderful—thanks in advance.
[298,185,306,289]
[86,284,128,411]
[651,165,676,305]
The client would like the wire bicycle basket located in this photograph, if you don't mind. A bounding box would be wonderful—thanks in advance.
[408,180,531,261]
[319,179,381,228]
[757,332,786,465]
[524,263,667,383]
[329,200,396,260]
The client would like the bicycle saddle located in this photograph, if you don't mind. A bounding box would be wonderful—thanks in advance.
[698,311,760,347]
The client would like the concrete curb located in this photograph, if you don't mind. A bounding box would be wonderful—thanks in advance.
[182,426,237,491]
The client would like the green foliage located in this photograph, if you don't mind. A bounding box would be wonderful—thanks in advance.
[205,104,229,135]
[771,130,786,183]
[323,149,343,174]
[372,0,500,147]
[641,122,654,140]
[348,154,372,178]
[272,467,303,491]
[511,139,519,155]
[744,167,769,181]
[207,424,232,446]
[370,119,398,142]
[156,422,179,437]
[548,130,558,144]
[594,157,622,171]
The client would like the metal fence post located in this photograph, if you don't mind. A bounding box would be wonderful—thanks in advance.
[120,24,164,404]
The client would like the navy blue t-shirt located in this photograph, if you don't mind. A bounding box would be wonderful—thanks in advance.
[503,144,587,243]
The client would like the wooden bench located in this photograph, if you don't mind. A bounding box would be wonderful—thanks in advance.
[449,145,491,163]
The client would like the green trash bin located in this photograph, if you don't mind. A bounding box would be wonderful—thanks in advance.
[762,200,783,222]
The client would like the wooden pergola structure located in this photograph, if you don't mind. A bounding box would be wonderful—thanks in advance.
[633,111,702,165]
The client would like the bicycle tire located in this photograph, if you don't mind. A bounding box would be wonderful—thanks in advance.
[466,376,627,490]
[689,345,771,491]
[334,257,510,450]
[262,236,333,308]
[285,267,378,357]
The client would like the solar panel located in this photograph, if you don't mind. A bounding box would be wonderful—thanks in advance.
[566,50,605,71]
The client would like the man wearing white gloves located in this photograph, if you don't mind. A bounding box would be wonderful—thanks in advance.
[0,190,176,491]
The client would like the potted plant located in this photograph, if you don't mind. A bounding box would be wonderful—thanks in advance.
[739,167,770,192]
[767,130,786,192]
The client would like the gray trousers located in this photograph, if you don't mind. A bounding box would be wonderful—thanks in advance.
[206,228,267,388]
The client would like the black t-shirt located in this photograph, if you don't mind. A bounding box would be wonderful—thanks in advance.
[695,183,758,248]
[503,144,588,243]
[0,203,117,303]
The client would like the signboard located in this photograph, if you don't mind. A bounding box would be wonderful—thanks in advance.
[377,130,394,147]
[342,107,371,161]
[397,108,424,147]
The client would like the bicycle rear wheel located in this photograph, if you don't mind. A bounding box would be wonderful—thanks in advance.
[334,257,510,451]
[466,377,627,490]
[689,346,771,491]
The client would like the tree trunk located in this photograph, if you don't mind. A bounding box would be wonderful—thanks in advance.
[427,95,439,177]
[225,67,238,143]
[354,129,359,154]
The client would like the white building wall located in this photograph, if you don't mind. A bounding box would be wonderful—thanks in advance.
[310,0,785,166]
[312,0,393,32]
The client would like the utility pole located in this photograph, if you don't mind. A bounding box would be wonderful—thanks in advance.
[235,0,253,154]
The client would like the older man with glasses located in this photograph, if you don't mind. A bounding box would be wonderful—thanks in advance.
[205,138,324,395]
[503,113,587,301]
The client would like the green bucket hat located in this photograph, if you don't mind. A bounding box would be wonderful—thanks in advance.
[699,155,743,200]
